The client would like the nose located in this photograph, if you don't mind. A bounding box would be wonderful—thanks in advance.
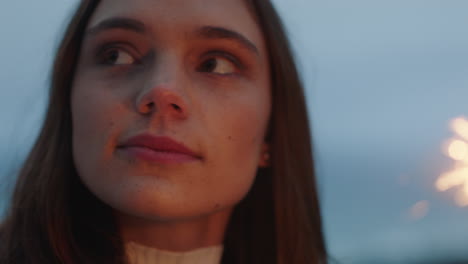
[135,57,189,120]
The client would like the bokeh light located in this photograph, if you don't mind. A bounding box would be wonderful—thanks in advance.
[436,117,468,207]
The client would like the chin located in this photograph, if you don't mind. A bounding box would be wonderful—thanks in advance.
[109,187,239,225]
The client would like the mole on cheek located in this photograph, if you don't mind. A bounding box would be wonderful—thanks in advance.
[227,136,232,141]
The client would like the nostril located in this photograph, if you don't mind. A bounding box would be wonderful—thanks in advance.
[146,102,155,111]
[171,103,181,111]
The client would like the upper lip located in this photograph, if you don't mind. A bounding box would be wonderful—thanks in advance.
[119,133,201,159]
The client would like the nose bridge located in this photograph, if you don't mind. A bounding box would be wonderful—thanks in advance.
[151,51,179,86]
[135,50,189,119]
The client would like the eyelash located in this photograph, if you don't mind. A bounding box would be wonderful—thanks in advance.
[93,42,246,74]
[95,42,141,66]
[202,50,243,68]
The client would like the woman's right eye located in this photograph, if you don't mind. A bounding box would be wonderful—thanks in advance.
[98,47,137,66]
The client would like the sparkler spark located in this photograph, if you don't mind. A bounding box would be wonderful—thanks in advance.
[436,116,468,206]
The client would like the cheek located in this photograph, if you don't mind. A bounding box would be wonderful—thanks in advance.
[70,77,127,184]
[203,87,271,200]
[72,90,115,155]
[216,88,271,155]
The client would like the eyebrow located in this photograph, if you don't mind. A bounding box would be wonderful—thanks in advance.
[86,17,146,36]
[86,17,259,56]
[195,26,259,56]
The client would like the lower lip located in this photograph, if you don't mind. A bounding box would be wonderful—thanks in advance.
[118,146,200,164]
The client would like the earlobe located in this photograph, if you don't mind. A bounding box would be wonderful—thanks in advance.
[258,142,270,168]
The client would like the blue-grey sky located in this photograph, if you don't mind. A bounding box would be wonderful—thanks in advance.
[2,1,468,263]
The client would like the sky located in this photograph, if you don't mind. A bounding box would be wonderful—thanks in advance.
[1,1,468,263]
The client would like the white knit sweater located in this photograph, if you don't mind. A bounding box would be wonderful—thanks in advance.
[125,241,224,264]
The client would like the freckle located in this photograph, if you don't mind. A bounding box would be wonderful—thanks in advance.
[228,136,232,140]
[109,121,114,127]
[214,203,220,209]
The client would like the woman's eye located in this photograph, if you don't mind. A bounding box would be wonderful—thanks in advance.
[100,48,136,65]
[198,57,237,75]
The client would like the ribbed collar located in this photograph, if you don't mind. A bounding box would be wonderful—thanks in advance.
[125,241,224,264]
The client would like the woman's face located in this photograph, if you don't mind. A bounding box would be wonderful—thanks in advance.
[71,0,271,221]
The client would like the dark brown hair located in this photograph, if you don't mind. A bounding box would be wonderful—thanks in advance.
[0,1,328,263]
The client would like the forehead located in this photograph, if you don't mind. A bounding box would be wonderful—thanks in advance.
[89,0,265,47]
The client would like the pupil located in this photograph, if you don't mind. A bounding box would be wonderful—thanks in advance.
[204,59,217,72]
[108,50,119,63]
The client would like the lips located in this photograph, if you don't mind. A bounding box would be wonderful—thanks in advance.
[118,134,202,163]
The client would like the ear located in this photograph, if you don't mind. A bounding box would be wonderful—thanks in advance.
[258,142,271,168]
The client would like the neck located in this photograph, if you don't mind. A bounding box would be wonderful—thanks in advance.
[116,208,233,252]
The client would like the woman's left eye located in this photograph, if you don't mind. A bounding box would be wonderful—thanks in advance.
[197,57,237,75]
